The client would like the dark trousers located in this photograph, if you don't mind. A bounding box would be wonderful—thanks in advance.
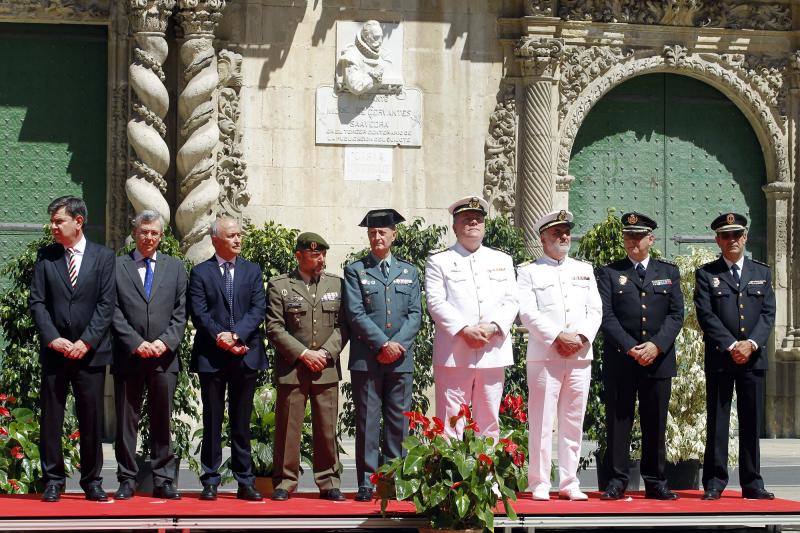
[604,373,671,492]
[114,369,178,487]
[703,369,765,492]
[351,371,412,488]
[198,360,258,487]
[40,364,105,490]
[273,381,340,492]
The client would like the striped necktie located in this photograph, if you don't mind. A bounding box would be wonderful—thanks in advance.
[223,262,235,329]
[66,248,78,288]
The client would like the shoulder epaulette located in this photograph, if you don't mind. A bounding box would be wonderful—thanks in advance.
[324,271,343,279]
[750,258,770,267]
[574,258,593,266]
[395,257,415,267]
[699,259,716,269]
[656,258,678,267]
[428,248,448,255]
[270,273,289,281]
[517,260,533,268]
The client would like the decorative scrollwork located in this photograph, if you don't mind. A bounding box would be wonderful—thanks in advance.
[0,0,110,21]
[525,0,553,17]
[559,46,629,122]
[484,84,517,221]
[515,37,565,78]
[216,50,250,220]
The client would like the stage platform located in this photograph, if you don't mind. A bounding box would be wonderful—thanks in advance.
[0,491,799,531]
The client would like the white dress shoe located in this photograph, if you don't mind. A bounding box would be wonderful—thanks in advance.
[532,487,551,501]
[559,488,589,501]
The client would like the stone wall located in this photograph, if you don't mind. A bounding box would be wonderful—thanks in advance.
[218,0,520,269]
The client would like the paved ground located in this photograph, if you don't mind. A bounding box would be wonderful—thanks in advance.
[68,438,800,500]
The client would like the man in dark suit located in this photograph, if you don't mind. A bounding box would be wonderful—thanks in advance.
[188,216,267,501]
[111,210,188,500]
[695,213,776,500]
[343,209,421,502]
[266,232,348,502]
[29,196,116,502]
[596,211,684,501]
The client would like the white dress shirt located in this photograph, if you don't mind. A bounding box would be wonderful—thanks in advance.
[63,235,87,277]
[132,249,157,284]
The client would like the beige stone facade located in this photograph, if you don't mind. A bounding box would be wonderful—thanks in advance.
[2,0,800,436]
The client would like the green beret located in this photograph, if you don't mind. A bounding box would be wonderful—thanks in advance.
[295,232,329,251]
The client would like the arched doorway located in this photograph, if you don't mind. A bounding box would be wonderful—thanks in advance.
[568,73,767,260]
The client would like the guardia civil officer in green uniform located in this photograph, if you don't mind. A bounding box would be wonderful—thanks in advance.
[343,209,422,502]
[266,232,349,502]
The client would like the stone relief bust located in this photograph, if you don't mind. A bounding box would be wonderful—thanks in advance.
[335,20,403,95]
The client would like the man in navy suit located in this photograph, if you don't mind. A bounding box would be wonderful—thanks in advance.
[695,213,776,500]
[29,196,116,502]
[188,216,267,501]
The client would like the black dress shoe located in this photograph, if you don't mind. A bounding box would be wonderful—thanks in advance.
[271,488,289,501]
[354,487,373,502]
[85,485,109,502]
[320,488,346,502]
[114,481,135,500]
[743,488,775,500]
[702,488,722,500]
[237,484,262,501]
[199,485,218,501]
[153,481,181,500]
[645,487,679,500]
[41,484,63,503]
[600,485,625,501]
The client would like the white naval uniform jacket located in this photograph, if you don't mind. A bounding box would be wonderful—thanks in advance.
[425,242,519,368]
[518,256,602,362]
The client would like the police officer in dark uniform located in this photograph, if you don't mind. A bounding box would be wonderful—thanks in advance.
[342,209,422,502]
[596,212,684,501]
[695,213,776,500]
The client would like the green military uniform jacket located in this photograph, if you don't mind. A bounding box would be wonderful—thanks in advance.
[266,269,348,385]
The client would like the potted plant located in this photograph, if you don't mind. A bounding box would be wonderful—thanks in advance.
[374,405,525,532]
[665,247,738,489]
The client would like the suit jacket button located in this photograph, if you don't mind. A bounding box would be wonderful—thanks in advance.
[641,292,646,297]
[740,327,746,332]
[641,304,646,309]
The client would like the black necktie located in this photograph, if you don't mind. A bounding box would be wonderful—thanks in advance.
[636,263,646,282]
[223,262,235,329]
[731,263,740,286]
[380,261,389,281]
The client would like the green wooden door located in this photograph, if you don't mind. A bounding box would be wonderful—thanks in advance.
[569,74,767,260]
[0,24,108,281]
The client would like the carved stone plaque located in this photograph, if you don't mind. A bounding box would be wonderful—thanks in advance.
[315,86,422,146]
[344,146,393,182]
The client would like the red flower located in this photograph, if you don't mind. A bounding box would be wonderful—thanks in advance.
[0,427,7,436]
[457,404,472,420]
[478,453,493,466]
[68,430,80,440]
[513,450,525,467]
[500,439,518,455]
[0,393,6,401]
[10,445,23,459]
[6,396,15,405]
[424,417,445,439]
[403,411,428,430]
[0,407,9,417]
[8,479,19,491]
[450,481,462,490]
[516,411,528,423]
[370,472,383,485]
[465,420,480,433]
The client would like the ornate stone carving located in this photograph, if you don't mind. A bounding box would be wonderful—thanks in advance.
[556,0,791,31]
[663,44,687,67]
[126,0,174,227]
[216,49,250,220]
[483,84,517,220]
[0,0,109,20]
[515,37,565,78]
[525,0,553,17]
[716,53,789,119]
[334,20,403,95]
[175,0,226,263]
[556,49,790,185]
[109,83,131,248]
[559,46,628,122]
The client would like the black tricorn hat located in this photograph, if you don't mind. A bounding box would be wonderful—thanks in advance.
[358,209,406,228]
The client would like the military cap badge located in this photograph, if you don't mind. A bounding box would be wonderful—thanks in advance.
[469,197,480,209]
[627,214,638,225]
[310,241,318,251]
[558,210,567,221]
[726,213,735,225]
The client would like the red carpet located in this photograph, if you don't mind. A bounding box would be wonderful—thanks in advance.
[0,491,798,519]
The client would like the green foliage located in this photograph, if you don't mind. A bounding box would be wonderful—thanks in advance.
[0,396,80,493]
[0,229,54,413]
[117,229,201,473]
[338,218,447,436]
[374,409,524,531]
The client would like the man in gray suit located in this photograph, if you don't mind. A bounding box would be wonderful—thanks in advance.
[342,209,422,502]
[111,210,188,500]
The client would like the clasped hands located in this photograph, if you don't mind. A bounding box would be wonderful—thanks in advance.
[135,339,169,358]
[377,341,405,365]
[300,349,328,372]
[49,337,90,360]
[459,323,500,349]
[216,331,249,356]
[554,332,587,357]
[627,341,661,366]
[730,340,754,365]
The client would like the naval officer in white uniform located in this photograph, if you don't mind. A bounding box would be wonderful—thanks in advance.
[425,196,519,439]
[518,210,602,501]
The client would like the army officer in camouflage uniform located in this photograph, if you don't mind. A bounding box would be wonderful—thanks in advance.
[343,209,422,502]
[266,232,349,502]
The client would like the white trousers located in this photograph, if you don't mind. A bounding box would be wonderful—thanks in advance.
[434,366,505,440]
[527,360,591,492]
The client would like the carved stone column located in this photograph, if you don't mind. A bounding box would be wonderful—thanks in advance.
[175,0,225,263]
[515,37,564,257]
[126,0,174,226]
